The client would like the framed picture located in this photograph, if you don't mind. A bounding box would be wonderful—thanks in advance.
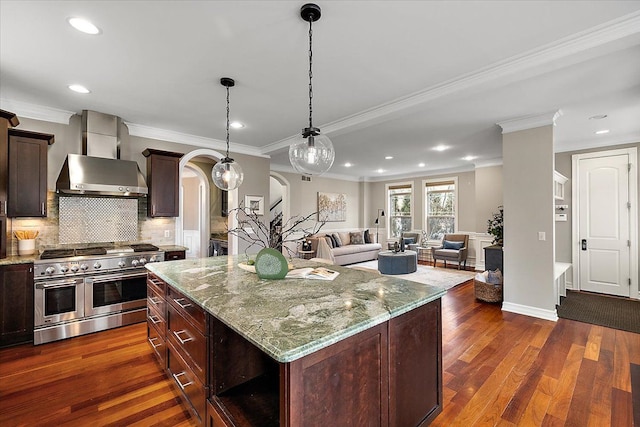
[244,195,264,215]
[318,192,346,222]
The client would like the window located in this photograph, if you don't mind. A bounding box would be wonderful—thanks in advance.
[387,183,412,238]
[425,179,456,240]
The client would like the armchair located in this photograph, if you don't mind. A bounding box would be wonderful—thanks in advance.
[431,234,469,270]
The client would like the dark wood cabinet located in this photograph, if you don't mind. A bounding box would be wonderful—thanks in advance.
[7,129,54,218]
[0,263,34,347]
[1,110,20,259]
[165,250,186,261]
[143,149,182,217]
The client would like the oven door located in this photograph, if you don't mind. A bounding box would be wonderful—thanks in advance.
[35,277,85,327]
[84,271,148,317]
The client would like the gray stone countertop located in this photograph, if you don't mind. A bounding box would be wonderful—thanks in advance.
[146,256,446,363]
[0,255,37,266]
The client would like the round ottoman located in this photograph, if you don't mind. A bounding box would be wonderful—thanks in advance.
[378,250,417,275]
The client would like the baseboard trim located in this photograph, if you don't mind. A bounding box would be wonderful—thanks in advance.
[502,302,558,322]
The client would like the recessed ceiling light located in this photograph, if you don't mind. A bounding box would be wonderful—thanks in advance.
[67,17,101,35]
[230,121,244,129]
[418,163,425,167]
[463,156,476,161]
[377,169,385,173]
[595,129,610,135]
[344,162,352,167]
[68,84,90,94]
[385,156,393,160]
[588,114,608,120]
[433,145,448,152]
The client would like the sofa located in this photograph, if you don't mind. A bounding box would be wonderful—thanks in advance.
[308,229,382,266]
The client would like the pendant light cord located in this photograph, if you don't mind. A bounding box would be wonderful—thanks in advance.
[225,84,230,159]
[308,18,313,130]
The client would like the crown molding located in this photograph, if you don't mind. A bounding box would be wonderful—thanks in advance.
[269,163,363,182]
[497,110,563,134]
[262,12,640,154]
[124,122,268,159]
[0,99,75,124]
[363,164,476,183]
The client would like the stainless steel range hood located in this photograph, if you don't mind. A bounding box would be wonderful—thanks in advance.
[56,111,148,197]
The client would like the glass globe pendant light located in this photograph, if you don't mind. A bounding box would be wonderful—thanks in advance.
[289,3,335,176]
[212,77,244,190]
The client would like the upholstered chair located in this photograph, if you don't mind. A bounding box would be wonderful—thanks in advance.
[431,234,469,270]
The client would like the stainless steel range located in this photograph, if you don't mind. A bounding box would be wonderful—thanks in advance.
[33,244,164,345]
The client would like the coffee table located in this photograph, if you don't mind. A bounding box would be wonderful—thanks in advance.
[378,250,417,275]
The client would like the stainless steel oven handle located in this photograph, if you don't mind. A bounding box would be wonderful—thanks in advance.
[36,280,81,289]
[87,272,147,284]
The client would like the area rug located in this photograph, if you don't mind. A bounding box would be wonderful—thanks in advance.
[557,291,640,334]
[347,260,475,290]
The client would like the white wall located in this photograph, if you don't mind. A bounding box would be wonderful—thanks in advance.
[502,125,556,320]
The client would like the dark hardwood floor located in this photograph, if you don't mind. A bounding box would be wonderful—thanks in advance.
[0,281,637,426]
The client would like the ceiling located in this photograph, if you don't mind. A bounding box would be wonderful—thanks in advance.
[1,1,639,181]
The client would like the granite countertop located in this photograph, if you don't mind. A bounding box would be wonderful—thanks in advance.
[0,254,37,266]
[157,245,188,252]
[146,256,446,363]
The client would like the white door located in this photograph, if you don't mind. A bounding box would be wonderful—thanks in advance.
[578,154,631,297]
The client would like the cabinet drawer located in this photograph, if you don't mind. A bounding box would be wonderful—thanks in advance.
[168,341,206,423]
[165,250,185,261]
[147,274,166,295]
[168,303,206,383]
[167,287,205,333]
[147,320,166,368]
[147,285,166,321]
[147,304,166,338]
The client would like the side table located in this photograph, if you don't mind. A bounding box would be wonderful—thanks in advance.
[298,250,315,260]
[415,246,436,265]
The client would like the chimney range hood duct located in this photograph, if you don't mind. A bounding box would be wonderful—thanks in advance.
[56,111,148,197]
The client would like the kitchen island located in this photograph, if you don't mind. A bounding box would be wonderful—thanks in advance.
[146,256,445,426]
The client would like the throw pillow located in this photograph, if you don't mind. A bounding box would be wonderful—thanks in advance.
[338,231,351,246]
[403,237,416,245]
[332,233,342,247]
[350,231,364,245]
[324,236,334,248]
[363,229,372,244]
[421,230,429,246]
[487,269,503,284]
[443,240,464,250]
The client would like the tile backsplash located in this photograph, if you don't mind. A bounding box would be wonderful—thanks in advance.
[6,191,175,255]
[59,196,138,243]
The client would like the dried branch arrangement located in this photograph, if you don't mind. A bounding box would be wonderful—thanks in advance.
[227,205,326,258]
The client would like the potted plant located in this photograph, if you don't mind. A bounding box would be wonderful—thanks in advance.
[487,206,503,246]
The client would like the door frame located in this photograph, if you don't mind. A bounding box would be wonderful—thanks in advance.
[182,163,208,258]
[571,147,638,299]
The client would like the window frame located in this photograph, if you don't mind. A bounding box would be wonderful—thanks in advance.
[423,176,458,242]
[385,181,414,240]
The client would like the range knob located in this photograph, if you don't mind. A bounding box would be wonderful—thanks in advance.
[131,259,139,267]
[94,262,102,270]
[80,264,88,271]
[139,258,147,265]
[45,266,56,275]
[149,256,157,263]
[118,261,126,268]
[70,265,79,273]
[60,265,69,273]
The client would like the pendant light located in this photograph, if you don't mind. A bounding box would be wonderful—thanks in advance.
[289,3,335,176]
[212,77,244,191]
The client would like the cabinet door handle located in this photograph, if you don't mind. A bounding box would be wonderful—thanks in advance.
[173,298,192,309]
[148,314,162,325]
[41,202,45,215]
[1,200,5,215]
[148,337,162,349]
[172,372,194,390]
[151,204,155,216]
[173,329,193,344]
[148,296,162,306]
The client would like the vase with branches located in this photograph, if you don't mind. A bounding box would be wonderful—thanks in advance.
[487,206,503,246]
[227,204,327,260]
